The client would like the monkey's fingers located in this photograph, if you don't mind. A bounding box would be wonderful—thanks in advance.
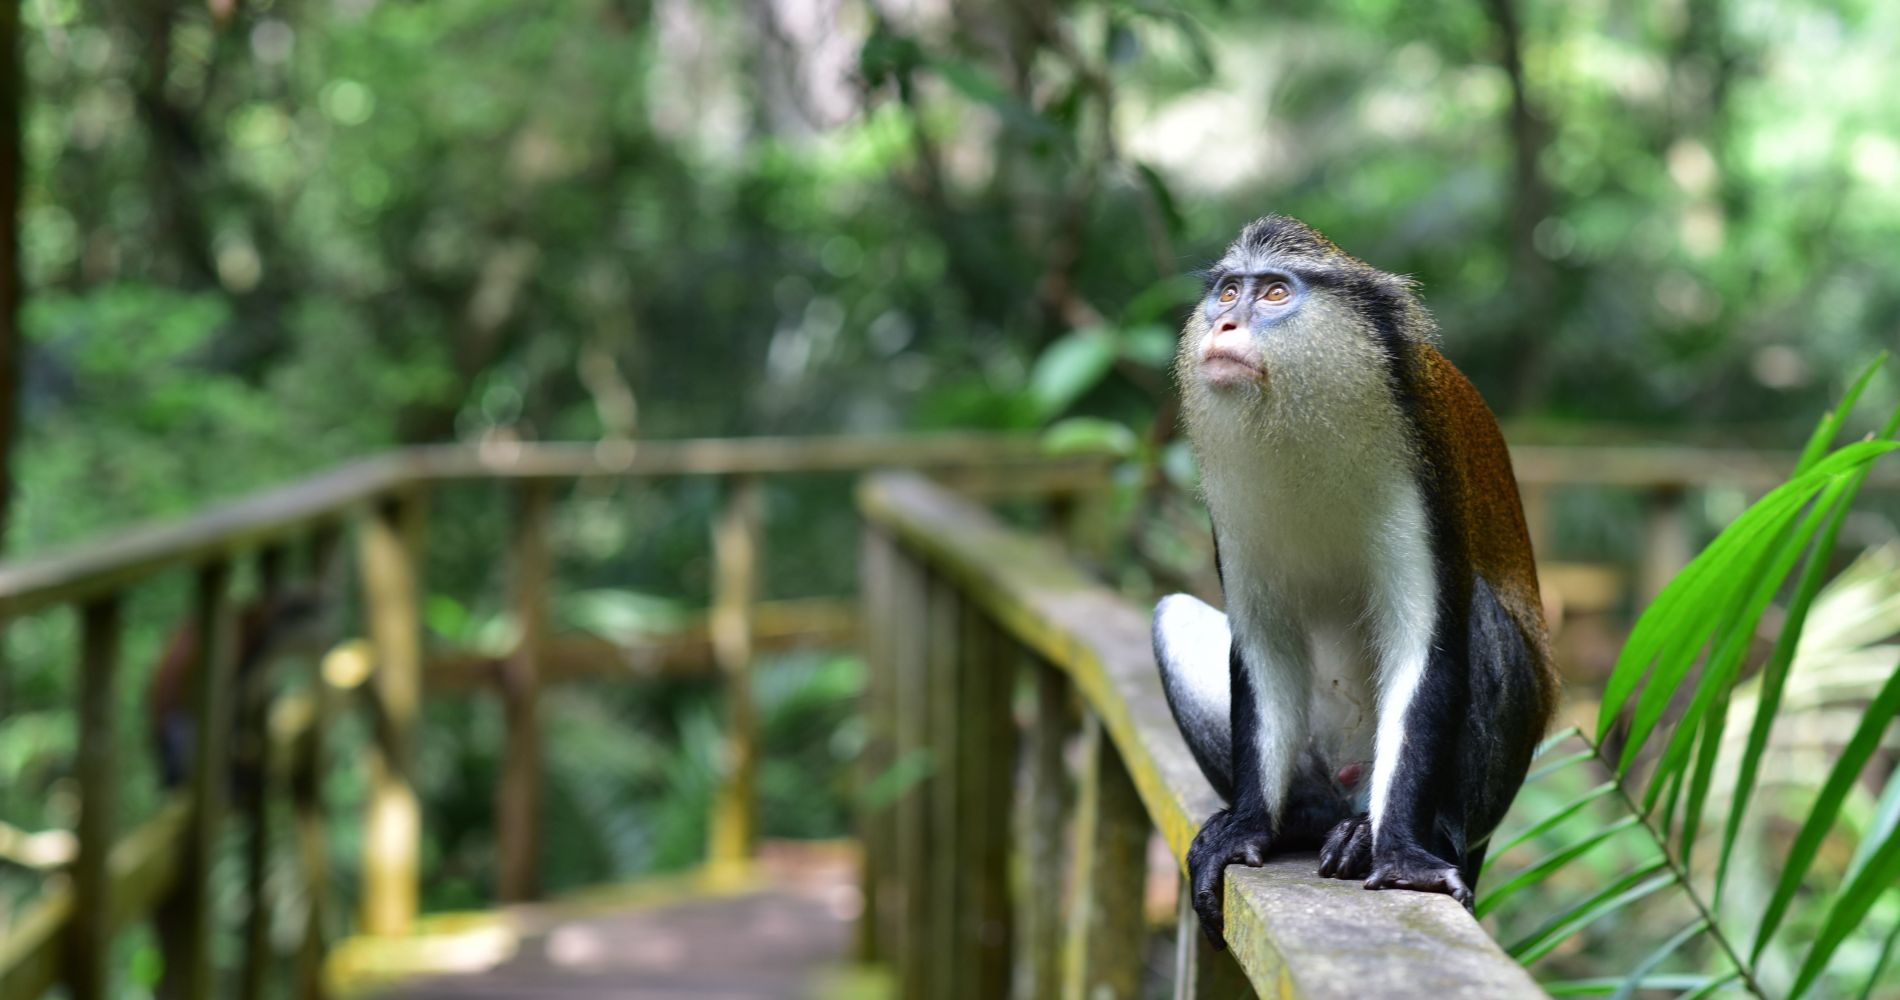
[1365,845,1473,909]
[1186,811,1271,949]
[1317,813,1372,879]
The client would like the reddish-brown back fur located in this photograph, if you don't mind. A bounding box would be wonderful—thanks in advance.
[1411,345,1560,725]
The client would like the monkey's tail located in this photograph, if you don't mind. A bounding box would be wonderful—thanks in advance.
[1152,594,1236,802]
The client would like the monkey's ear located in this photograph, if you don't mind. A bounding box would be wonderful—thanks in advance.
[1153,594,1235,799]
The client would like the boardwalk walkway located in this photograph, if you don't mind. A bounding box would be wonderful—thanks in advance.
[364,844,870,1000]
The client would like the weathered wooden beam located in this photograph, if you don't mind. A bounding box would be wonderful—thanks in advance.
[706,475,763,876]
[859,473,1546,999]
[164,560,238,1000]
[358,489,426,936]
[855,529,897,965]
[0,457,403,619]
[0,799,189,1000]
[1020,655,1077,1000]
[924,574,963,1000]
[958,609,1014,997]
[1060,715,1148,1000]
[497,480,551,902]
[68,595,120,1000]
[890,549,932,1000]
[419,598,857,691]
[239,545,290,1000]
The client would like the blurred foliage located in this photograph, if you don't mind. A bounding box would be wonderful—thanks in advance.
[5,0,1900,994]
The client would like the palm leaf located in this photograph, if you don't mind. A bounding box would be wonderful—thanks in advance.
[1787,828,1900,999]
[1750,653,1900,961]
[1609,918,1709,1000]
[1476,815,1641,919]
[1484,781,1618,875]
[1506,861,1674,964]
[1792,353,1887,476]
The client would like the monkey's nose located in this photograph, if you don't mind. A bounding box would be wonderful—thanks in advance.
[1215,317,1241,334]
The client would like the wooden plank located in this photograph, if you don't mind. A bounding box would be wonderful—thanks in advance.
[420,598,856,690]
[0,799,189,1000]
[958,610,1013,997]
[69,595,120,1000]
[402,434,1114,482]
[889,550,932,1000]
[706,476,763,876]
[0,456,402,619]
[497,481,551,902]
[1060,716,1148,1000]
[924,574,962,1000]
[859,474,1547,999]
[854,528,897,964]
[358,489,426,936]
[164,560,238,1000]
[240,546,290,1000]
[1020,656,1076,1000]
[298,525,343,1000]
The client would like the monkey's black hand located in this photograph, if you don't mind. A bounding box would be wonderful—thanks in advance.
[1186,808,1272,948]
[1317,813,1372,880]
[1365,842,1472,908]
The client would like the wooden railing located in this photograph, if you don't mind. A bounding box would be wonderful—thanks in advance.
[0,435,1115,1000]
[857,473,1546,999]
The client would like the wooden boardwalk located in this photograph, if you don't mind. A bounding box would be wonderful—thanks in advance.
[365,845,871,1000]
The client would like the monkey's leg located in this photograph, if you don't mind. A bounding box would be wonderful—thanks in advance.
[1362,571,1473,905]
[1452,577,1545,888]
[1152,594,1234,800]
[1186,618,1309,946]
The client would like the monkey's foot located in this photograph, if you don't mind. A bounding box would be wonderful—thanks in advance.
[1186,808,1272,948]
[1365,843,1472,908]
[1317,813,1372,879]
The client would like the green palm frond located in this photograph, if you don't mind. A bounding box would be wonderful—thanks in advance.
[1486,354,1900,999]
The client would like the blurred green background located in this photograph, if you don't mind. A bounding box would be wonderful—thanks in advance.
[3,0,1900,995]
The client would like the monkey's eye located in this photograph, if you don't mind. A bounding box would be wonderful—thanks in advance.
[1261,282,1293,304]
[1217,285,1238,304]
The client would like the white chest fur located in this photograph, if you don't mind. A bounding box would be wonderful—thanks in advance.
[1186,357,1439,814]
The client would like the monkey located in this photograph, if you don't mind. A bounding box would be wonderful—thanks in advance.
[1150,216,1558,944]
[146,588,329,788]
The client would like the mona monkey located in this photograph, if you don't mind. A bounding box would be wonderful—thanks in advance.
[1151,216,1559,942]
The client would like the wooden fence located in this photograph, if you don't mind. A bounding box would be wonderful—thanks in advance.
[0,435,1114,1000]
[857,473,1547,999]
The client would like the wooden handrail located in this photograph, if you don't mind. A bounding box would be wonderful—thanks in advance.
[0,436,1115,619]
[857,473,1545,999]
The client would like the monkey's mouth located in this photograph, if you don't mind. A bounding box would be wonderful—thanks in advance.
[1200,347,1266,386]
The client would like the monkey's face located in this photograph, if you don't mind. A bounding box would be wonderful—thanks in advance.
[1177,216,1428,450]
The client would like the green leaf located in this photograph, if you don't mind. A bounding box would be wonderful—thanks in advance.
[1132,161,1185,239]
[1121,273,1203,326]
[1118,323,1177,370]
[1609,918,1708,1000]
[1507,861,1674,964]
[1846,767,1900,885]
[1752,652,1900,961]
[1042,417,1138,458]
[1544,975,1711,996]
[1787,826,1900,999]
[1718,468,1875,898]
[1476,815,1641,919]
[1484,781,1617,875]
[1794,353,1887,476]
[1856,917,1900,1000]
[1030,327,1118,419]
[1526,749,1596,785]
[1680,971,1743,1000]
[1534,726,1583,759]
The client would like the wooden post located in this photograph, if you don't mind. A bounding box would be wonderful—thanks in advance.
[69,595,121,1000]
[1639,485,1690,606]
[1061,716,1149,1000]
[295,523,342,999]
[957,610,1014,998]
[497,481,551,902]
[239,545,289,1000]
[925,575,963,1000]
[1020,658,1076,1000]
[890,549,932,1000]
[159,560,238,1000]
[1173,879,1250,999]
[358,490,426,936]
[855,526,897,964]
[707,475,762,878]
